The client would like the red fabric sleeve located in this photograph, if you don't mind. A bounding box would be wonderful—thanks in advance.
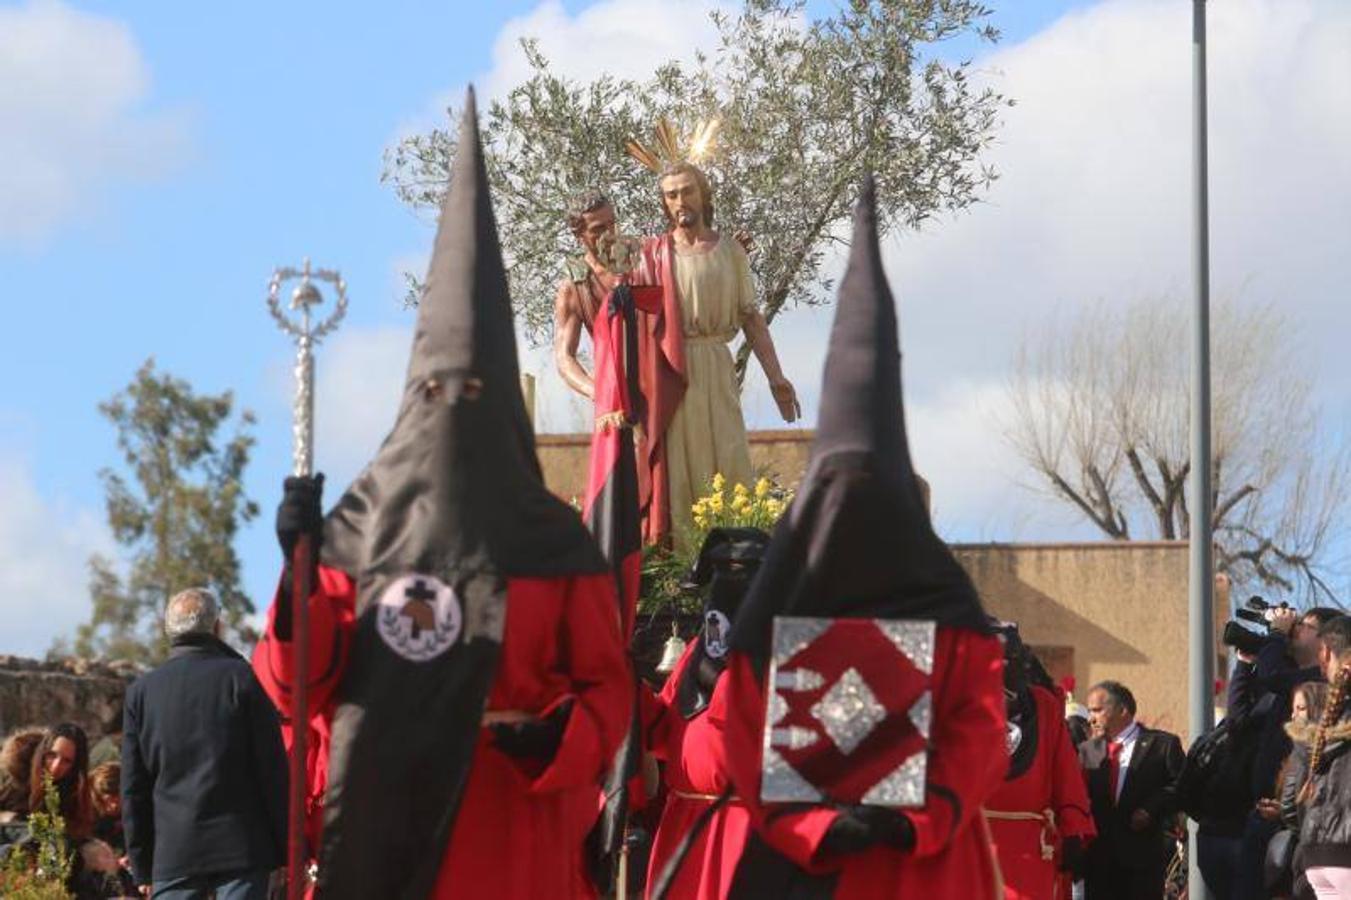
[1043,690,1096,842]
[528,572,635,793]
[251,564,355,722]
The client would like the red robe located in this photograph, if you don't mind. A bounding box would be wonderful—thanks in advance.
[643,642,752,900]
[632,236,687,546]
[716,628,1007,899]
[566,249,686,548]
[252,564,632,899]
[985,686,1096,900]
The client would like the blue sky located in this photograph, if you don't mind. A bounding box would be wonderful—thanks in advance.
[2,0,1346,656]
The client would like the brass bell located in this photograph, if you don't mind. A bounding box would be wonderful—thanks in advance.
[656,622,687,674]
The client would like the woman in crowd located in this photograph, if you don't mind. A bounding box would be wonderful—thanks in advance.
[26,722,93,840]
[1285,618,1351,899]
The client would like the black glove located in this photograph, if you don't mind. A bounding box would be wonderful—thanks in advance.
[274,474,324,640]
[1059,836,1087,880]
[820,805,916,855]
[276,474,325,559]
[490,700,572,762]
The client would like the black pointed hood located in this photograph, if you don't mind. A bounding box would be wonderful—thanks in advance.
[322,87,604,580]
[314,90,603,900]
[727,177,988,671]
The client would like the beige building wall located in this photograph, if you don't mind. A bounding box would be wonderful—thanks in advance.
[954,542,1227,737]
[537,428,817,503]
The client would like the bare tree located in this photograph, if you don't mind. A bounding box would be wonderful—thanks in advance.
[1006,296,1349,604]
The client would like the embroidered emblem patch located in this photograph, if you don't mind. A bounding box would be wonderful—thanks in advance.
[376,574,462,662]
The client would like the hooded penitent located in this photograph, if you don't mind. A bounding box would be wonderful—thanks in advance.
[720,177,1001,900]
[726,177,987,672]
[995,620,1056,780]
[677,527,771,718]
[314,89,605,899]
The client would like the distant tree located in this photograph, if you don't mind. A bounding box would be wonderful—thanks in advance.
[59,360,259,663]
[384,0,1010,375]
[1006,296,1349,604]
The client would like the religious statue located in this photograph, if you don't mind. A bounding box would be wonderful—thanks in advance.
[626,119,799,545]
[554,121,799,546]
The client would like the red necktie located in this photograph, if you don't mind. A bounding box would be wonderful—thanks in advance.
[1106,740,1123,805]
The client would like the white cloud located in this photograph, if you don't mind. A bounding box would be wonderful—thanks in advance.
[0,457,113,658]
[479,0,726,99]
[0,0,192,244]
[889,0,1351,407]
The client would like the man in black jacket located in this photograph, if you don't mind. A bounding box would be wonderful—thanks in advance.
[121,588,287,899]
[1080,680,1185,900]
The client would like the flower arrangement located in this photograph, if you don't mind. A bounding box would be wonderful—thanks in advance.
[638,472,793,616]
[690,473,789,533]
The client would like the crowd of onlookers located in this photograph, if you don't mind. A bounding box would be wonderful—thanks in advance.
[1198,607,1351,900]
[1,587,287,899]
[1052,608,1351,900]
[0,718,137,897]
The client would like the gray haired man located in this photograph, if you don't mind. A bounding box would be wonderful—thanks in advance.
[121,588,288,899]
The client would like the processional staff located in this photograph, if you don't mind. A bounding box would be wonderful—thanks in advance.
[267,258,347,900]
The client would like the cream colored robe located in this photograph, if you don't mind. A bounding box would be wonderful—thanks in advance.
[666,236,756,544]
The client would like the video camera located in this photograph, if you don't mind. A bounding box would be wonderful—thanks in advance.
[1222,595,1291,656]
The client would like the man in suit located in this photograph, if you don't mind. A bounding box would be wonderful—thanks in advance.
[1080,680,1185,900]
[122,588,287,899]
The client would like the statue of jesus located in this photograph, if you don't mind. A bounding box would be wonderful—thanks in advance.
[632,148,799,545]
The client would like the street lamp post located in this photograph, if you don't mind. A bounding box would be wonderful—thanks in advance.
[267,258,346,899]
[1189,1,1216,897]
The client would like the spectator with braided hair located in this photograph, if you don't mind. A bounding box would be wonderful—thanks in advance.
[1288,615,1351,897]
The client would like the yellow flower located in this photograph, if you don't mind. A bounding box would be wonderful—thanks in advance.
[731,495,750,513]
[694,515,708,530]
[733,482,750,498]
[692,499,707,517]
[709,493,724,514]
[711,472,726,492]
[766,498,784,518]
[754,477,771,498]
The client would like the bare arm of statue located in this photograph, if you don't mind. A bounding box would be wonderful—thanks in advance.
[743,309,800,423]
[553,281,594,399]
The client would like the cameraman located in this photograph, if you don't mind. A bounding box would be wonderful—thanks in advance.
[1227,605,1340,900]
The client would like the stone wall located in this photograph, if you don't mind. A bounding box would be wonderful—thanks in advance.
[0,656,134,740]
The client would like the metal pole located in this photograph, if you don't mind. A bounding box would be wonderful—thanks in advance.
[268,258,346,898]
[1188,1,1215,897]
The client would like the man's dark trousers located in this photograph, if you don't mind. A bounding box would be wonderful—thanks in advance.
[151,868,270,900]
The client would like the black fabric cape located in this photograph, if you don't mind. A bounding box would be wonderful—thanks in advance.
[582,281,645,894]
[724,177,991,899]
[314,88,605,900]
